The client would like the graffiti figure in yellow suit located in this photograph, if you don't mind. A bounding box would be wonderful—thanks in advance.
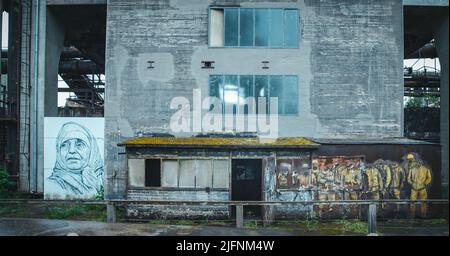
[339,160,361,200]
[363,164,384,200]
[373,160,392,199]
[405,153,432,218]
[317,160,336,214]
[388,161,406,200]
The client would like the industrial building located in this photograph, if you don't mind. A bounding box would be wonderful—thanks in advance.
[0,0,448,220]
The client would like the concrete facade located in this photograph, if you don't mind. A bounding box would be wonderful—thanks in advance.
[11,0,447,212]
[104,0,404,199]
[434,14,449,185]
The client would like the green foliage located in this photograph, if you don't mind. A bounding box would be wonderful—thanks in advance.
[95,186,104,200]
[405,95,440,108]
[44,204,106,221]
[304,213,319,232]
[45,206,84,219]
[243,220,260,229]
[342,221,368,234]
[0,165,14,198]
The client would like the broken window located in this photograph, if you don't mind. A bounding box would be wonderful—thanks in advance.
[145,159,161,187]
[209,75,299,115]
[209,7,299,48]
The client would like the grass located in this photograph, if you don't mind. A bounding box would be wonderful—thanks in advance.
[243,220,260,229]
[383,218,448,226]
[43,204,106,221]
[144,219,233,227]
[342,221,368,234]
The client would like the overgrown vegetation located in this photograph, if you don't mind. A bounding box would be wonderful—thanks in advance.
[0,165,14,198]
[304,213,320,232]
[243,220,260,229]
[44,204,106,221]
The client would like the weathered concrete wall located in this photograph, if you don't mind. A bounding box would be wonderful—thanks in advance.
[44,8,64,117]
[105,0,404,198]
[126,189,229,219]
[434,13,449,186]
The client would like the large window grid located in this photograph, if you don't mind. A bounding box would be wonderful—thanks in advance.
[209,7,299,48]
[209,75,299,115]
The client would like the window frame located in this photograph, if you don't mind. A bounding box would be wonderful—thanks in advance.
[208,74,299,116]
[127,157,231,191]
[208,6,300,49]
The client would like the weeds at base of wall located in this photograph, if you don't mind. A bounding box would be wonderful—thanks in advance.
[0,166,14,198]
[44,205,107,221]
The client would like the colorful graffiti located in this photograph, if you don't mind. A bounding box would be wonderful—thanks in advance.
[274,153,433,217]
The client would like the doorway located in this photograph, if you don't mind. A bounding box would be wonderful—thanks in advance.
[231,159,262,218]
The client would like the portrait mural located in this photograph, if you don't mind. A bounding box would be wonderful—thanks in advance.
[44,118,105,199]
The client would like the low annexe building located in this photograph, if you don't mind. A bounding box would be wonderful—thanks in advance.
[118,136,442,220]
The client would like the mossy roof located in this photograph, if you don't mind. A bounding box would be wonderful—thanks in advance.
[118,137,320,149]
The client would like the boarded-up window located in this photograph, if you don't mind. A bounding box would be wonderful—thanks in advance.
[179,160,196,188]
[196,160,213,188]
[128,159,145,187]
[213,160,230,189]
[210,8,224,47]
[161,160,178,188]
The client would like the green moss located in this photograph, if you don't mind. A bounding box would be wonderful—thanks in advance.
[119,137,317,147]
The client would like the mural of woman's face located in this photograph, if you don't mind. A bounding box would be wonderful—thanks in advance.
[60,138,90,170]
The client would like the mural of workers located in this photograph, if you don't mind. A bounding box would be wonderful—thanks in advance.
[271,153,434,218]
[47,122,104,197]
[387,160,406,200]
[310,159,320,187]
[339,159,362,200]
[276,161,291,188]
[373,159,392,199]
[403,153,432,218]
[292,163,311,189]
[362,164,384,200]
[316,158,337,213]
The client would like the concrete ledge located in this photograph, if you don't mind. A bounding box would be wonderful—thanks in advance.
[47,0,106,5]
[403,0,449,6]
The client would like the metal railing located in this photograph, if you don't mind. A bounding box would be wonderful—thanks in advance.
[0,198,448,235]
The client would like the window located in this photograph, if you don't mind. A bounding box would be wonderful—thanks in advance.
[209,8,299,48]
[145,159,161,187]
[128,158,230,189]
[128,159,145,187]
[209,75,299,115]
[213,160,230,189]
[161,160,178,187]
[276,158,311,189]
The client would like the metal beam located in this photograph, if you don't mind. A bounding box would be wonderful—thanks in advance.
[58,87,104,93]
